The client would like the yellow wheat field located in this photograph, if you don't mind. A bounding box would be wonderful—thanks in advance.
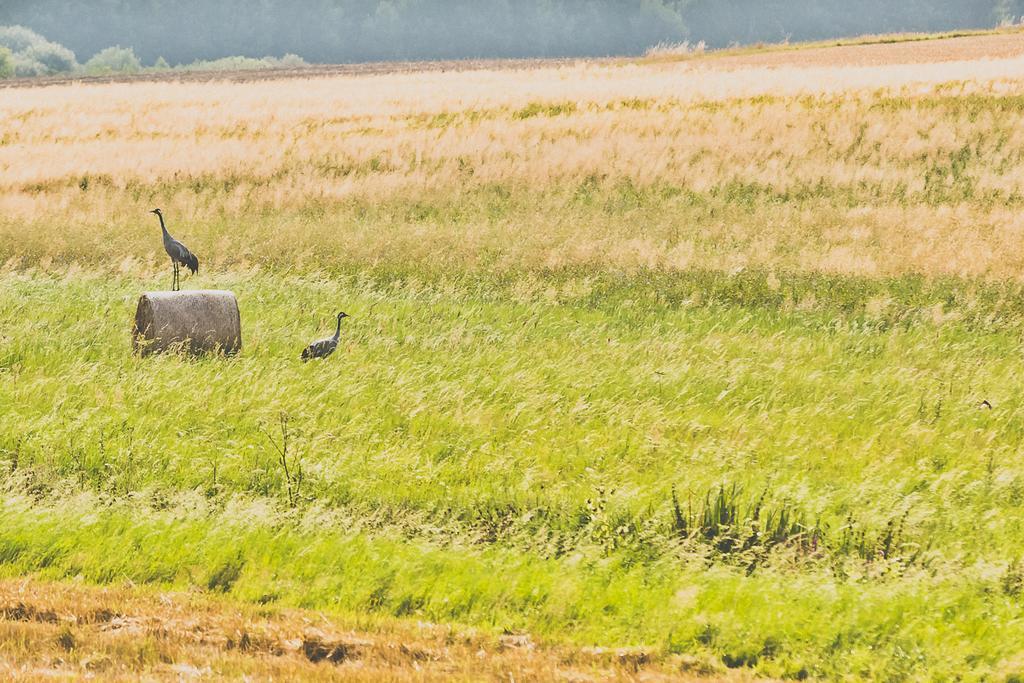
[4,32,1024,278]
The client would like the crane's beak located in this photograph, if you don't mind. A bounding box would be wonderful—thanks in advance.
[149,209,159,214]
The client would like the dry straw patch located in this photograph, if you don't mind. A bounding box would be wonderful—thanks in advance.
[0,579,729,681]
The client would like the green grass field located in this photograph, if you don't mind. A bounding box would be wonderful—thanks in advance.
[3,266,1024,678]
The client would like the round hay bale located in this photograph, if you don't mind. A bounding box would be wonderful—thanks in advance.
[133,290,241,356]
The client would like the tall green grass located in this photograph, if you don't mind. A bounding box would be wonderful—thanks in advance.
[2,267,1024,677]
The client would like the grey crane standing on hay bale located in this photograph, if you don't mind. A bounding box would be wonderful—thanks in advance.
[150,208,199,291]
[302,312,349,361]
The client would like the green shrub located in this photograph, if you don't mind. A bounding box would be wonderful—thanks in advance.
[24,41,76,73]
[11,53,47,77]
[0,25,46,54]
[0,25,77,76]
[0,46,12,78]
[182,55,265,71]
[177,53,306,72]
[277,53,305,67]
[84,46,141,74]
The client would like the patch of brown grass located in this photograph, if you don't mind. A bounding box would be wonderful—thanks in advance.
[0,579,741,681]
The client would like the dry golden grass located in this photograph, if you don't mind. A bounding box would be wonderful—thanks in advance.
[0,579,739,681]
[5,31,1024,278]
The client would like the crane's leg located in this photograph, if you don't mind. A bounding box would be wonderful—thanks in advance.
[172,261,178,291]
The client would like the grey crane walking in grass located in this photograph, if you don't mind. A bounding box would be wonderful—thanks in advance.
[302,312,349,361]
[150,208,199,291]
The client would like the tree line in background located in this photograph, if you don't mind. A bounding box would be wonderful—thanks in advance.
[0,0,1021,72]
[0,25,306,78]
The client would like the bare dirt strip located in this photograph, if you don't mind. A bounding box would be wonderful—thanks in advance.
[699,30,1024,70]
[0,57,588,89]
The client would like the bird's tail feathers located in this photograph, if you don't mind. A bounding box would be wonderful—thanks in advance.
[185,252,199,275]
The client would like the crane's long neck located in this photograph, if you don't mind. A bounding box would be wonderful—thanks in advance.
[333,316,343,339]
[156,212,169,236]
